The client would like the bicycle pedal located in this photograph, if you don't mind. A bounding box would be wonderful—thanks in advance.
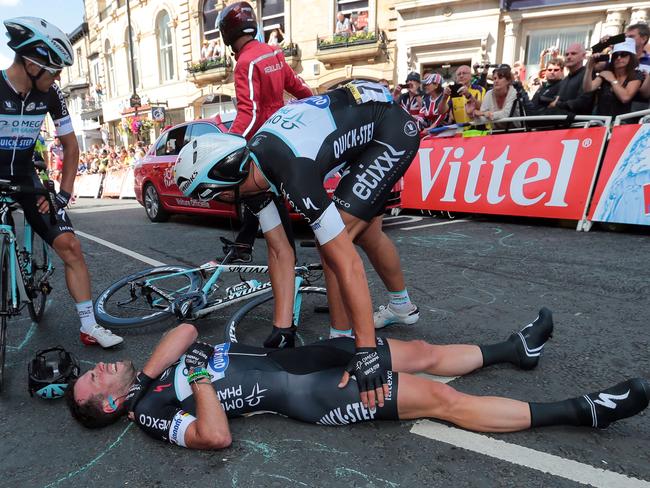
[171,292,206,320]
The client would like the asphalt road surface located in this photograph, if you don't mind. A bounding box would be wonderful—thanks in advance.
[1,198,648,488]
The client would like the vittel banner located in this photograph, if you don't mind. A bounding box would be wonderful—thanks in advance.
[402,128,607,220]
[588,124,650,226]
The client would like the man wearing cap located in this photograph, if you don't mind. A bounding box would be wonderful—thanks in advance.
[450,65,486,126]
[217,2,312,270]
[399,72,423,119]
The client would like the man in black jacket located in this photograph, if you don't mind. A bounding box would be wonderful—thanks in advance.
[528,58,564,112]
[547,43,593,114]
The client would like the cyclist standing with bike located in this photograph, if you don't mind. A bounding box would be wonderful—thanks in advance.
[217,2,312,276]
[0,17,122,348]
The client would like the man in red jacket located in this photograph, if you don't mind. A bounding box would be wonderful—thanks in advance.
[219,2,311,271]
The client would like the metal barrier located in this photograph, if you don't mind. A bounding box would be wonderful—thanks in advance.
[613,108,650,126]
[483,115,612,133]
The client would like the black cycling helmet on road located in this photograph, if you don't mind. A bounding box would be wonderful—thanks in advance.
[28,347,80,399]
[217,1,258,47]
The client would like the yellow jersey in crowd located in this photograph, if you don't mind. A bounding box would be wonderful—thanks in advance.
[451,84,486,125]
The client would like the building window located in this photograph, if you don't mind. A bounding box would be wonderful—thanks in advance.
[125,27,140,90]
[262,0,285,45]
[157,11,175,81]
[524,26,592,78]
[335,0,369,34]
[116,0,125,7]
[104,40,116,97]
[76,48,83,77]
[203,0,221,41]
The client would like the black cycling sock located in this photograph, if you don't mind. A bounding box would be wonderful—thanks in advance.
[479,340,518,368]
[529,398,588,428]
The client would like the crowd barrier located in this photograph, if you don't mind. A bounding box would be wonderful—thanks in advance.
[401,113,650,231]
[74,168,136,200]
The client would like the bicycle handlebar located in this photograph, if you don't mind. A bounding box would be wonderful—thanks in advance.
[0,179,58,225]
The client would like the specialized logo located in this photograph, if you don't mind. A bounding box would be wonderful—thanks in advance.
[352,141,405,201]
[317,402,377,425]
[333,123,374,159]
[138,414,171,432]
[153,383,172,393]
[159,367,172,381]
[245,382,268,407]
[593,390,630,409]
[302,197,320,211]
[403,120,418,137]
[209,342,230,373]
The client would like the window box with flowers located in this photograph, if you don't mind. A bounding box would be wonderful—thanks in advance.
[315,31,383,69]
[119,116,156,143]
[187,56,233,87]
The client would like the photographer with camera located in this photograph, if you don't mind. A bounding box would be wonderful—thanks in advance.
[419,73,452,131]
[583,38,642,119]
[450,65,486,126]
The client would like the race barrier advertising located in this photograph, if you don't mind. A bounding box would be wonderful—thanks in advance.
[101,169,128,198]
[401,128,608,221]
[74,173,103,198]
[588,124,650,226]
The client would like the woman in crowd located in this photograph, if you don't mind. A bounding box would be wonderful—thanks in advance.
[419,73,452,131]
[583,38,643,119]
[468,65,521,129]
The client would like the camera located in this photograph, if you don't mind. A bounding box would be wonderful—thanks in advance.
[594,53,610,63]
[447,82,461,97]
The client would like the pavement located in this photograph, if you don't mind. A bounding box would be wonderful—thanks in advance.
[0,198,648,488]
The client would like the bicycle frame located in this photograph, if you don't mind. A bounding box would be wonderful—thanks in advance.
[142,261,317,319]
[0,198,51,311]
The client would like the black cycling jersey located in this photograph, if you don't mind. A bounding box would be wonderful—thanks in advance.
[0,70,75,243]
[133,338,399,447]
[248,82,420,244]
[0,70,73,177]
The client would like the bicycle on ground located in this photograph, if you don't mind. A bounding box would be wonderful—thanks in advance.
[94,239,328,345]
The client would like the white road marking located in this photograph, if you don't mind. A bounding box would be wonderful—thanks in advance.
[382,216,423,227]
[402,219,470,230]
[76,230,166,267]
[68,203,140,214]
[411,420,650,488]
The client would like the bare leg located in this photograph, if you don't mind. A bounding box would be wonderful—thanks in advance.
[397,374,531,432]
[52,233,91,302]
[387,338,483,377]
[354,215,405,292]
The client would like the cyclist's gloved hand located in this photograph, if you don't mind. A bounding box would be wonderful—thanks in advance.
[123,371,154,413]
[343,347,388,410]
[184,342,214,372]
[55,190,71,209]
[263,325,296,349]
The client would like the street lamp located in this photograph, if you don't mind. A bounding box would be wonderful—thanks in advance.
[126,0,141,111]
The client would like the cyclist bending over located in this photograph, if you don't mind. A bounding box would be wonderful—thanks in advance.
[1,17,122,347]
[175,81,422,409]
[65,309,650,450]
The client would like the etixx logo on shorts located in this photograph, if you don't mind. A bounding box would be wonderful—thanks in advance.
[403,120,418,137]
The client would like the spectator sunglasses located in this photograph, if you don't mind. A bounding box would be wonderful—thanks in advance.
[612,52,631,59]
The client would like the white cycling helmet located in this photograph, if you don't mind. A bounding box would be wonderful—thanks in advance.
[4,16,74,68]
[174,133,250,200]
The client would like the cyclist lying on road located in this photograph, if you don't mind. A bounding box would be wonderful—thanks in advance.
[65,308,649,450]
[174,80,424,409]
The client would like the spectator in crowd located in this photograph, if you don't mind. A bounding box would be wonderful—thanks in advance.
[547,43,593,114]
[625,23,650,72]
[527,58,564,113]
[583,38,642,119]
[469,65,521,129]
[391,83,402,102]
[335,12,351,37]
[450,65,486,125]
[48,136,64,171]
[399,72,423,118]
[200,40,213,60]
[353,10,368,33]
[419,73,452,131]
[267,28,284,47]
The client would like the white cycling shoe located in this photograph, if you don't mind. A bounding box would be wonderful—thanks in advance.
[80,324,124,348]
[373,304,420,329]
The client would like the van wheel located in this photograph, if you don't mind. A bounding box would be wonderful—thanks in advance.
[144,184,170,222]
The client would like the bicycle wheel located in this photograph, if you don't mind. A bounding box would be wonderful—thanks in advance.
[0,237,10,392]
[224,286,328,346]
[94,266,203,329]
[27,232,50,322]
